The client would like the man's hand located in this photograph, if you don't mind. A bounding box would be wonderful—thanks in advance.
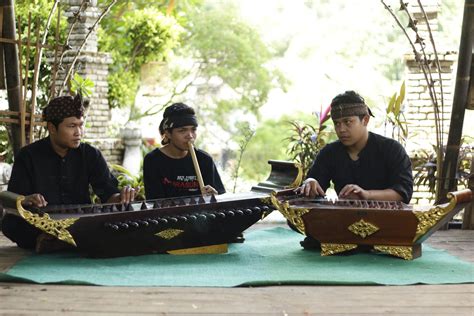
[338,184,370,200]
[295,178,325,198]
[202,185,218,195]
[119,185,138,204]
[22,194,48,208]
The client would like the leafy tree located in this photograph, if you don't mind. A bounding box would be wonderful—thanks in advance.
[97,1,286,128]
[238,112,336,181]
[98,6,183,120]
[180,3,287,130]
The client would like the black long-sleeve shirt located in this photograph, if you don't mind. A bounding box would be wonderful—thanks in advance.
[144,148,225,199]
[7,137,119,204]
[307,132,413,203]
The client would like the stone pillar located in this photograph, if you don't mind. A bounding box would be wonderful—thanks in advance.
[404,0,457,154]
[120,125,142,176]
[55,0,113,140]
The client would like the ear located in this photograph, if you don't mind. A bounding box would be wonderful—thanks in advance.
[362,115,370,126]
[47,122,57,135]
[164,129,172,138]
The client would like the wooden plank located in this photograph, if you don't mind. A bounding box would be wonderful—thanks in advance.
[0,284,472,315]
[0,226,473,315]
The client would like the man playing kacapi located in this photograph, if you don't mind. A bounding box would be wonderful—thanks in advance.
[2,94,137,251]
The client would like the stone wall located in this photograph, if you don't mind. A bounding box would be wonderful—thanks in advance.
[404,52,457,153]
[86,138,124,166]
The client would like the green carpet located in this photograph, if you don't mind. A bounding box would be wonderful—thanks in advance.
[1,227,473,287]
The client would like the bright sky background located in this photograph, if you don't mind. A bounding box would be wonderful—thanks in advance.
[235,0,471,136]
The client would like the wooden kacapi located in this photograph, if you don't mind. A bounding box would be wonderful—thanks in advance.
[0,160,301,258]
[271,188,473,260]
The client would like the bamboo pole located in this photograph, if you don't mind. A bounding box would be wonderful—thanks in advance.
[2,0,23,155]
[188,142,205,194]
[28,19,41,144]
[16,14,25,147]
[49,3,61,99]
[23,13,31,142]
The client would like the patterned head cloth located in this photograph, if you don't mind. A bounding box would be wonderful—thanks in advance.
[43,94,85,122]
[330,103,374,120]
[161,114,198,131]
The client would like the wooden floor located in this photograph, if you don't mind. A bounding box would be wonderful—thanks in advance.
[0,224,473,315]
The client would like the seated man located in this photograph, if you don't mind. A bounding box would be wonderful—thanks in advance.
[1,94,136,250]
[299,90,413,202]
[144,103,225,199]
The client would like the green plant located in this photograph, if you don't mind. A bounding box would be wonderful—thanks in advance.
[286,110,333,177]
[231,122,255,193]
[98,7,182,117]
[109,164,146,200]
[413,137,473,199]
[0,126,14,163]
[70,73,95,98]
[384,81,408,145]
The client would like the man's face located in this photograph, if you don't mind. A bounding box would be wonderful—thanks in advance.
[50,116,84,150]
[166,125,197,151]
[333,115,368,147]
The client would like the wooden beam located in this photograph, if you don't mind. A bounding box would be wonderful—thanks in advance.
[0,117,45,126]
[0,110,42,118]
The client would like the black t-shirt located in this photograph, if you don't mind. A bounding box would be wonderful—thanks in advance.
[307,132,413,203]
[143,148,226,199]
[7,137,119,204]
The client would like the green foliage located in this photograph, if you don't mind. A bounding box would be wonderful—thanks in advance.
[384,81,408,144]
[70,73,94,98]
[236,113,335,181]
[106,70,139,110]
[237,118,290,181]
[186,4,287,116]
[413,137,474,198]
[109,164,146,201]
[286,113,334,177]
[15,0,67,109]
[230,122,255,192]
[126,9,182,70]
[0,126,14,163]
[98,7,182,110]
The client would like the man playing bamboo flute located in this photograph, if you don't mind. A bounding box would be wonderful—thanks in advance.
[143,103,225,199]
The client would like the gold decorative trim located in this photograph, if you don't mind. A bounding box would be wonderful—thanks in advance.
[374,245,414,260]
[15,196,77,246]
[320,243,358,256]
[167,243,228,255]
[155,228,184,240]
[288,162,304,188]
[271,192,309,234]
[347,219,379,238]
[412,192,457,242]
[260,197,273,219]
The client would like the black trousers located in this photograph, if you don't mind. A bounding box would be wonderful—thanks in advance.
[1,214,41,249]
